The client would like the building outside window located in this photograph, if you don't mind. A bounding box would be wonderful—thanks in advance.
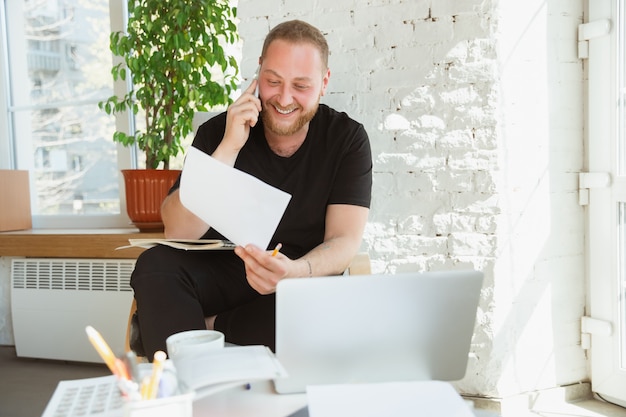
[2,0,126,228]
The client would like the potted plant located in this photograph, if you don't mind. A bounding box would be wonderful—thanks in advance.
[99,0,239,231]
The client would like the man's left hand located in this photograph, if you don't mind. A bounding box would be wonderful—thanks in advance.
[234,244,289,294]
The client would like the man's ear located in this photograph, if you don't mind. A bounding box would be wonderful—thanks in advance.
[320,68,331,96]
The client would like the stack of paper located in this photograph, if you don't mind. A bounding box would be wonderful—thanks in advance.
[306,380,475,417]
[175,345,287,397]
[117,238,236,251]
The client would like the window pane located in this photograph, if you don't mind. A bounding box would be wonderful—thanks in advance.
[12,106,118,215]
[6,0,119,217]
[616,2,626,175]
[617,2,626,370]
[621,203,626,369]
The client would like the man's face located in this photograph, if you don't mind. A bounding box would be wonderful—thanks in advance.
[258,39,330,137]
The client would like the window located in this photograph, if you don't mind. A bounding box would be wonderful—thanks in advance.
[0,0,130,228]
[1,0,236,229]
[586,0,626,407]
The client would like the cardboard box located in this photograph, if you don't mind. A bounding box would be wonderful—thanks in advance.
[0,170,32,231]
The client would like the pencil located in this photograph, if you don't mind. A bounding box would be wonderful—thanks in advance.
[114,357,130,381]
[271,243,282,257]
[85,326,118,376]
[145,350,166,400]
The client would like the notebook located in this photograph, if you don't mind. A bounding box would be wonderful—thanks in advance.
[273,270,484,394]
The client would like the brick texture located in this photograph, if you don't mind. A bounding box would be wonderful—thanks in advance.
[238,0,587,399]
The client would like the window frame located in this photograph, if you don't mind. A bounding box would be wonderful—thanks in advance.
[0,0,135,229]
[586,0,626,407]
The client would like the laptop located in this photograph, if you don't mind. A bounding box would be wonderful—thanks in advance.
[273,270,483,394]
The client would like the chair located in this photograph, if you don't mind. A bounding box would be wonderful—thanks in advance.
[125,252,371,354]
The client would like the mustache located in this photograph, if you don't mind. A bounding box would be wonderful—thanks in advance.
[263,99,300,113]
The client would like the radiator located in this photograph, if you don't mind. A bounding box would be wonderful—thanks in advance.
[11,258,135,363]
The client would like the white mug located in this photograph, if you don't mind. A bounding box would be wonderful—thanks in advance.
[166,329,225,358]
[166,330,225,389]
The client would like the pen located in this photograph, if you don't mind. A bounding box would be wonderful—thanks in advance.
[114,357,130,381]
[253,64,260,97]
[272,243,282,257]
[145,350,166,400]
[123,350,140,382]
[140,376,150,399]
[85,326,119,377]
[117,378,141,401]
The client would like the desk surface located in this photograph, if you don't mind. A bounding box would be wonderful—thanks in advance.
[43,376,496,417]
[0,228,162,259]
[194,381,306,417]
[193,381,496,417]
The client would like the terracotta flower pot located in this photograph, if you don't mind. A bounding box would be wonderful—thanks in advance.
[122,169,181,232]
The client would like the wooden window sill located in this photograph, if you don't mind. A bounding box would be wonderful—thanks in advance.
[0,229,164,259]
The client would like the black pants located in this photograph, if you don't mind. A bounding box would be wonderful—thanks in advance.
[130,245,276,359]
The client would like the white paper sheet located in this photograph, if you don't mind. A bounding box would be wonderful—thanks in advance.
[174,345,288,396]
[179,147,292,249]
[306,380,475,417]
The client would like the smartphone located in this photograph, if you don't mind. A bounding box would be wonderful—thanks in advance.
[253,64,260,97]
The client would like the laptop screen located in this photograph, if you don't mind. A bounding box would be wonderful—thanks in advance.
[273,270,483,394]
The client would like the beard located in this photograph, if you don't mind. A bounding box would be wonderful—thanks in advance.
[261,98,319,136]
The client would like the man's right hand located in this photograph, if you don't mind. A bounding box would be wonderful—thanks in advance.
[212,79,262,166]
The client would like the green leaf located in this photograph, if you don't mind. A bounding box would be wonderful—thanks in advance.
[100,0,239,168]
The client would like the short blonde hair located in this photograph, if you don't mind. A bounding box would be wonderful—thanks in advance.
[261,20,329,70]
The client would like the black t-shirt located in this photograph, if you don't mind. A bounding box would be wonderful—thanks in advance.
[174,104,372,259]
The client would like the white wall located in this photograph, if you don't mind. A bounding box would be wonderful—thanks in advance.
[237,0,586,399]
[492,0,586,397]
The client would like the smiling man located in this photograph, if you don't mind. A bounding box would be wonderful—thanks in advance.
[130,20,373,359]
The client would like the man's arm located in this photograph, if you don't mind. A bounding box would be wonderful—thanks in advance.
[236,204,369,294]
[161,189,209,239]
[300,204,369,277]
[161,80,261,239]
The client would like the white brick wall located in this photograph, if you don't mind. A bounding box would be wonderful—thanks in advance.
[238,0,587,399]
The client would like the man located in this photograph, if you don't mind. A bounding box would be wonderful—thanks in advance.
[131,19,372,359]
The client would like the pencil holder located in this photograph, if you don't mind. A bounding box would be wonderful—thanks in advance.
[123,390,194,417]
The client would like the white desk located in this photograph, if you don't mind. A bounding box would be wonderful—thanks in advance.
[193,381,498,417]
[194,381,306,417]
[42,376,499,417]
